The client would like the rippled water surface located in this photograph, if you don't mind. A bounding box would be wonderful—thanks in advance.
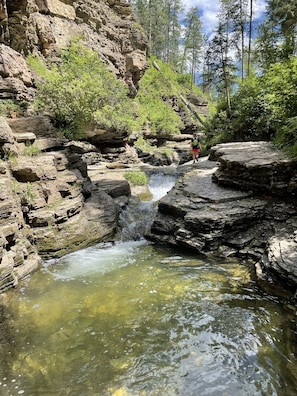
[0,241,297,396]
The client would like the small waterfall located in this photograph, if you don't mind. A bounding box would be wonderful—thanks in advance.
[148,173,176,202]
[119,172,176,241]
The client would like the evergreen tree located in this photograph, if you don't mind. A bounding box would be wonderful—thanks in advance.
[181,6,203,88]
[165,0,183,66]
[247,0,253,77]
[204,1,239,112]
[256,0,297,69]
[131,0,182,65]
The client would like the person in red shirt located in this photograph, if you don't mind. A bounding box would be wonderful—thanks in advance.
[190,133,201,164]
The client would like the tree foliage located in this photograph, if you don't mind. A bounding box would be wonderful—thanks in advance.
[181,6,203,87]
[28,42,206,139]
[204,57,297,157]
[131,0,183,66]
[136,58,186,135]
[203,0,253,110]
[256,0,297,69]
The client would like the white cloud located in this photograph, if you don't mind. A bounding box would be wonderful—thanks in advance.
[182,0,220,35]
[253,0,267,17]
[182,0,267,35]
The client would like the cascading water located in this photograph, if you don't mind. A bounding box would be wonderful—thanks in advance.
[148,172,176,202]
[118,172,176,241]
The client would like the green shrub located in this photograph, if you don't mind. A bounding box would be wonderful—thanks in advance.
[28,40,137,138]
[124,170,148,185]
[23,144,41,157]
[204,57,297,151]
[0,99,28,117]
[136,57,206,136]
[274,116,297,158]
[134,136,153,152]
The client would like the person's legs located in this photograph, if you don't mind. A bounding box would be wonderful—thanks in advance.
[192,149,198,163]
[195,149,200,161]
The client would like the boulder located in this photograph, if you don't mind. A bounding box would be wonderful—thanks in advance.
[210,141,297,197]
[149,143,297,291]
[0,44,35,101]
[0,116,14,143]
[262,232,297,288]
[94,179,131,198]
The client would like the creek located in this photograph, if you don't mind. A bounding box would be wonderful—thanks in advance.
[0,172,297,396]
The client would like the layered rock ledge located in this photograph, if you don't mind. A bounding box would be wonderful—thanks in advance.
[149,142,297,292]
[0,115,132,292]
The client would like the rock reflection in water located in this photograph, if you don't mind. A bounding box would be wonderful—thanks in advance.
[0,243,296,396]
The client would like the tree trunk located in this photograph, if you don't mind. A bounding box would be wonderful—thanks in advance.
[247,0,253,77]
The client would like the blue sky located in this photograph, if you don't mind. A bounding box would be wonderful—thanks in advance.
[182,0,267,35]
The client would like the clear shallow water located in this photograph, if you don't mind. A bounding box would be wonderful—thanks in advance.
[0,241,297,396]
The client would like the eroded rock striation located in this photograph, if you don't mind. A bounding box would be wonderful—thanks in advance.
[149,141,297,292]
[0,115,131,291]
[0,0,148,98]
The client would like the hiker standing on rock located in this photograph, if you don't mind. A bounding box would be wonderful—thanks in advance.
[190,133,201,164]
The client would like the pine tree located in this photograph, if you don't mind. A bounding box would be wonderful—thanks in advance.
[131,0,182,65]
[181,6,203,88]
[256,0,297,69]
[247,0,253,77]
[165,0,183,67]
[204,1,239,112]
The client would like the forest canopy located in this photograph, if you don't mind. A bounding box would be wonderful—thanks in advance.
[131,0,297,157]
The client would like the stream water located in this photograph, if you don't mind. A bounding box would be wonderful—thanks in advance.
[0,173,297,396]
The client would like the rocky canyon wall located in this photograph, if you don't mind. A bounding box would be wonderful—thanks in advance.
[0,0,148,292]
[0,114,133,292]
[0,0,148,99]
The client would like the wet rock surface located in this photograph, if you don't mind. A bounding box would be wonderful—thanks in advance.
[149,142,297,291]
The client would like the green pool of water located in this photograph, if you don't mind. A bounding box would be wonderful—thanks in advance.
[0,241,296,396]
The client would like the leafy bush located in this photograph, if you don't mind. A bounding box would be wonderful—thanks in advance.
[124,170,148,185]
[28,44,209,141]
[134,136,153,152]
[136,57,207,136]
[0,99,28,117]
[275,116,297,157]
[28,41,138,138]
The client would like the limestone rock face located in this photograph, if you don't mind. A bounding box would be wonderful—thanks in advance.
[149,142,297,291]
[0,115,131,290]
[0,0,148,98]
[0,44,35,102]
